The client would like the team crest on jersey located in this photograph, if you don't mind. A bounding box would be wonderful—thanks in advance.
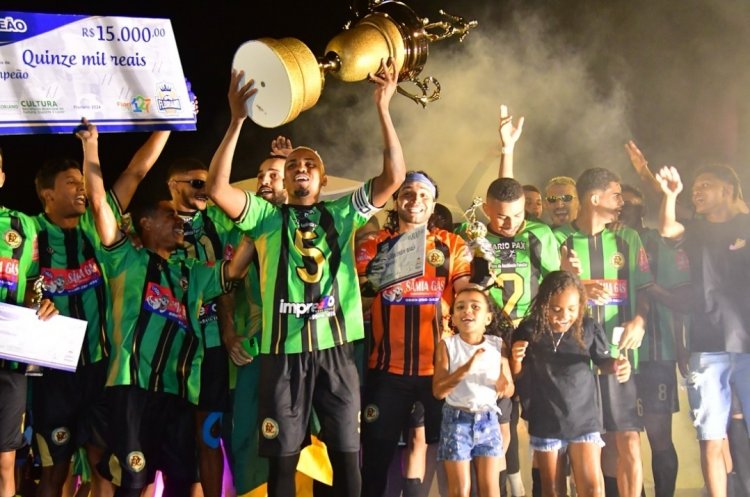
[4,229,21,249]
[610,251,625,269]
[127,451,146,472]
[730,238,747,251]
[363,404,379,423]
[51,427,70,445]
[427,249,445,267]
[261,418,280,439]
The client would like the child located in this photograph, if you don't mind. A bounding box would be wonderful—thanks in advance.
[433,287,515,497]
[510,270,630,497]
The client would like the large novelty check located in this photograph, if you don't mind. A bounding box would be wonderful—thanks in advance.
[0,301,87,372]
[0,11,196,134]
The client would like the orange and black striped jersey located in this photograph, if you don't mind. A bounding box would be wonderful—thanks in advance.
[356,228,471,376]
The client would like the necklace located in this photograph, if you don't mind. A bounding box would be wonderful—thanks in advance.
[551,332,565,353]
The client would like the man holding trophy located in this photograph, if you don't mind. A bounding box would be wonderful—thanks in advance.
[207,58,406,497]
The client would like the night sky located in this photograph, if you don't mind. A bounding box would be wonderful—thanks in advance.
[2,1,749,215]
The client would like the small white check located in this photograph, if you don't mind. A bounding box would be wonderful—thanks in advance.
[0,302,87,372]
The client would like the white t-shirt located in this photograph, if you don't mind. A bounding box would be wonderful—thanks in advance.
[443,334,503,412]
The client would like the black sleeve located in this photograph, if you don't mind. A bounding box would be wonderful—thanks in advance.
[511,321,531,345]
[588,318,613,367]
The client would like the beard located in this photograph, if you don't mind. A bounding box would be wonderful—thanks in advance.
[294,187,311,198]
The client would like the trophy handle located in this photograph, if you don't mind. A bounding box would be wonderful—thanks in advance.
[396,76,441,108]
[423,10,478,43]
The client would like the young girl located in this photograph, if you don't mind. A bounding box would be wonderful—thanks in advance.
[433,287,514,497]
[510,271,630,497]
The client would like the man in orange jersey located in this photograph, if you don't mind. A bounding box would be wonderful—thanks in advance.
[357,171,471,497]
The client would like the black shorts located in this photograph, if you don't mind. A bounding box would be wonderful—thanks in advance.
[362,370,443,445]
[97,386,195,490]
[257,343,361,457]
[32,360,108,466]
[198,346,230,412]
[497,396,513,424]
[0,370,26,452]
[409,401,425,429]
[600,373,644,432]
[634,361,679,417]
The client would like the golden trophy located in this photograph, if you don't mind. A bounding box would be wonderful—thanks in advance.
[233,1,477,128]
[463,197,496,291]
[25,276,45,376]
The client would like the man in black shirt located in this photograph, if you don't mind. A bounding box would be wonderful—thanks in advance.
[656,164,750,497]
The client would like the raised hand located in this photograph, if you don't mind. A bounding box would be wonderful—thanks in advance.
[368,57,398,109]
[624,140,649,177]
[655,166,683,197]
[498,104,524,149]
[228,69,257,122]
[271,135,293,157]
[74,118,98,143]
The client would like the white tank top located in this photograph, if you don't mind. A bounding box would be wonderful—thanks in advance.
[444,334,503,412]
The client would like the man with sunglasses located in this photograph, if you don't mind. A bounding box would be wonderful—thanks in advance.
[544,178,580,228]
[207,58,405,497]
[166,151,282,497]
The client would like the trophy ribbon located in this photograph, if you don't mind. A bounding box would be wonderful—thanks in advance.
[25,276,45,377]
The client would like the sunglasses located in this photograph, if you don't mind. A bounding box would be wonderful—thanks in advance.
[173,179,206,189]
[545,194,575,203]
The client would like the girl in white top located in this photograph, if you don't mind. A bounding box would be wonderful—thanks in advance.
[433,287,515,497]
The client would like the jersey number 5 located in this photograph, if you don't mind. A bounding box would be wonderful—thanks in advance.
[294,229,324,284]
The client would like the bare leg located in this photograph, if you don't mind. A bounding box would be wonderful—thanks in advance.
[613,431,641,497]
[405,426,427,480]
[567,443,603,497]
[699,439,729,497]
[86,443,115,497]
[475,456,503,497]
[444,460,473,497]
[535,450,560,497]
[195,411,223,497]
[0,451,16,497]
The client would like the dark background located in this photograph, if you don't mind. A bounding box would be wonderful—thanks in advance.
[1,0,749,214]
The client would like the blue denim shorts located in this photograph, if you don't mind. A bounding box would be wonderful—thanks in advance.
[530,432,605,452]
[437,404,503,461]
[686,352,750,440]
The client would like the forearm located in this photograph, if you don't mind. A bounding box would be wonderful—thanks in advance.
[432,365,469,400]
[82,139,120,246]
[207,118,249,219]
[112,130,170,209]
[659,194,684,239]
[498,147,514,178]
[217,292,238,345]
[370,103,406,208]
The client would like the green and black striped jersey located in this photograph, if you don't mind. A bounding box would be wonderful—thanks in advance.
[554,223,653,363]
[101,239,227,404]
[639,228,690,361]
[34,192,122,366]
[171,205,245,349]
[457,219,560,324]
[235,182,379,354]
[0,207,39,371]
